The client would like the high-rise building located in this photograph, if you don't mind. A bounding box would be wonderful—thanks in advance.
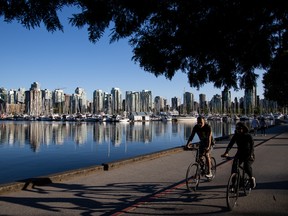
[183,92,194,114]
[93,89,104,114]
[42,89,53,115]
[222,88,231,114]
[30,82,40,91]
[154,96,165,114]
[16,88,26,104]
[199,93,206,114]
[140,90,152,112]
[8,89,15,104]
[233,97,240,114]
[111,87,122,114]
[125,91,133,112]
[26,82,42,116]
[210,94,222,114]
[53,89,65,114]
[125,91,140,112]
[244,86,257,114]
[171,97,180,111]
[75,87,87,113]
[53,89,65,103]
[104,92,112,114]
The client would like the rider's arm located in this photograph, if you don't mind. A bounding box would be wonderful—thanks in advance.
[186,127,196,146]
[222,133,237,156]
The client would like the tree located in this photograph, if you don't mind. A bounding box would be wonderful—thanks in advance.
[1,0,287,92]
[263,50,288,107]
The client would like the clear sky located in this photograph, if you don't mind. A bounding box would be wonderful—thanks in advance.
[0,8,265,104]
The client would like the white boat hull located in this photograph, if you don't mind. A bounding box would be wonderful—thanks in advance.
[174,116,197,122]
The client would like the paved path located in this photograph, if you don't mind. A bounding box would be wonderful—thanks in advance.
[0,123,288,216]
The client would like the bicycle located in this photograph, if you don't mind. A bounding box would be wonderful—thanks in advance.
[222,155,252,210]
[185,144,216,191]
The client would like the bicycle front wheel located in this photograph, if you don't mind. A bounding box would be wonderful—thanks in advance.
[226,173,239,210]
[186,163,200,192]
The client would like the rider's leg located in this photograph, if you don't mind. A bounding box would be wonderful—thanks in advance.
[244,159,256,188]
[206,152,211,172]
[231,157,240,174]
[205,151,212,177]
[243,159,253,178]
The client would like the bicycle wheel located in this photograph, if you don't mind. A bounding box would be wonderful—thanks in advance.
[226,173,239,210]
[186,163,200,191]
[243,173,251,196]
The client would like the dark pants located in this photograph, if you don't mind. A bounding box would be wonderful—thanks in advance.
[260,126,266,135]
[232,156,253,178]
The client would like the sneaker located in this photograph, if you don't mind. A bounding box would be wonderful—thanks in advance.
[205,173,213,178]
[250,177,256,189]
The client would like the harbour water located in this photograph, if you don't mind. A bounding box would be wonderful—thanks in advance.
[0,120,272,184]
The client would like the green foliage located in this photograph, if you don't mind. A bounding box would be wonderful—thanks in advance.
[263,51,288,107]
[1,0,287,94]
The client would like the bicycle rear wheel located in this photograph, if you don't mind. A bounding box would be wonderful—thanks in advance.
[226,173,239,210]
[186,163,200,191]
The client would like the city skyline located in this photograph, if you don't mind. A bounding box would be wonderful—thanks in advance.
[0,7,265,102]
[0,80,257,105]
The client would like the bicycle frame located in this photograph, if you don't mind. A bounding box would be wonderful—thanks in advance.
[185,145,216,191]
[226,159,251,210]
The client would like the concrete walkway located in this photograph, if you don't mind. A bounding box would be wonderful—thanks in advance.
[0,123,287,216]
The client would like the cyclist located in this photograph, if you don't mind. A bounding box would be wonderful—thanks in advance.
[185,116,213,178]
[221,122,256,188]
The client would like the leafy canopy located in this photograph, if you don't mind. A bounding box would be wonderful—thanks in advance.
[263,50,288,107]
[1,0,287,93]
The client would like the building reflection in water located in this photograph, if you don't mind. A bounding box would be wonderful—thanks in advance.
[0,120,254,152]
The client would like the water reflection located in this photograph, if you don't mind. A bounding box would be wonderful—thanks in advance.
[0,120,270,152]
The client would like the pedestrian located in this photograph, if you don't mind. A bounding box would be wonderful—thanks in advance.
[260,117,267,136]
[251,115,260,136]
[221,122,256,188]
[185,116,214,178]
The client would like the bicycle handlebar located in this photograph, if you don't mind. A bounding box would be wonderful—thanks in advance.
[183,143,200,151]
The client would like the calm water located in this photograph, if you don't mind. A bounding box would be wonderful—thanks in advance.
[0,120,270,184]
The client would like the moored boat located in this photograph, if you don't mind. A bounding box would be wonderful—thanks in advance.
[173,115,197,122]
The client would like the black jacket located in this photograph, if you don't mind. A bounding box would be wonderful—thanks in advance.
[226,131,254,159]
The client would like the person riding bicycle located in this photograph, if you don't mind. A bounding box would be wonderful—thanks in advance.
[185,116,213,178]
[221,122,256,188]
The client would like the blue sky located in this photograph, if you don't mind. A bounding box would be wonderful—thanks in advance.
[0,8,265,103]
